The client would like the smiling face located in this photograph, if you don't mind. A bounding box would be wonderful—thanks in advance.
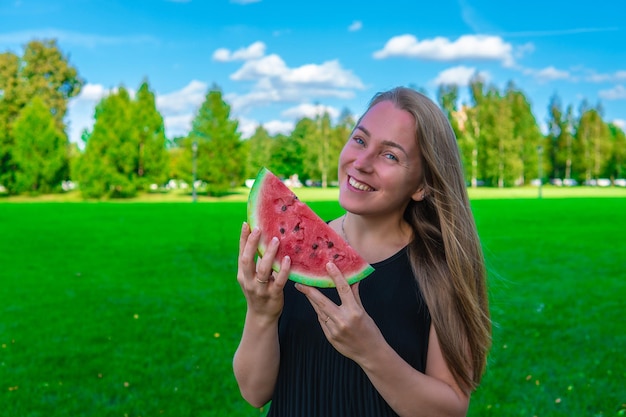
[338,100,425,218]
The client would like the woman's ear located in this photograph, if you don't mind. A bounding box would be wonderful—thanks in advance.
[411,185,427,202]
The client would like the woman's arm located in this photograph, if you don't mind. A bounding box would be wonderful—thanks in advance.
[358,324,469,417]
[232,223,291,408]
[232,310,281,407]
[297,262,469,417]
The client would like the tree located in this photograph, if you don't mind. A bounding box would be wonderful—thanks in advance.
[313,110,333,187]
[606,124,626,179]
[437,84,462,139]
[466,75,488,187]
[270,133,304,180]
[132,80,169,189]
[12,97,68,194]
[546,94,575,180]
[188,86,245,195]
[76,87,136,198]
[328,108,356,184]
[0,51,23,191]
[245,124,274,179]
[21,39,84,129]
[0,39,83,194]
[506,82,542,185]
[573,103,611,182]
[290,117,318,181]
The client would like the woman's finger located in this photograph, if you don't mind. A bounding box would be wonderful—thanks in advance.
[326,262,358,308]
[256,236,279,279]
[238,221,251,256]
[295,284,338,321]
[273,255,291,289]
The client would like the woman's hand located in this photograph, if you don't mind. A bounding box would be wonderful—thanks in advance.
[237,222,291,322]
[295,262,384,361]
[234,222,290,407]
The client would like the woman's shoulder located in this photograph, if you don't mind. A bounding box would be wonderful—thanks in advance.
[371,245,409,268]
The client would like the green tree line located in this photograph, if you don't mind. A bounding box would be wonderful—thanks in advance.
[1,40,625,198]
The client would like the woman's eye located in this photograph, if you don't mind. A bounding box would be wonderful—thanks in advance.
[353,137,365,146]
[384,152,398,161]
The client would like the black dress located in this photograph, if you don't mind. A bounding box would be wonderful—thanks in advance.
[267,247,431,417]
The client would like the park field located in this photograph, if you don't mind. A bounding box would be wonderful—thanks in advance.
[1,192,625,416]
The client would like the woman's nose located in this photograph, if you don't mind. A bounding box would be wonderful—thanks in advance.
[353,149,375,172]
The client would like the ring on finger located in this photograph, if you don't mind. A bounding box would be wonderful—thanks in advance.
[256,277,269,284]
[324,316,330,323]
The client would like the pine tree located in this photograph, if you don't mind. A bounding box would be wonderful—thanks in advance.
[0,40,82,194]
[76,87,136,198]
[133,81,169,190]
[12,97,68,194]
[245,124,274,179]
[188,86,244,195]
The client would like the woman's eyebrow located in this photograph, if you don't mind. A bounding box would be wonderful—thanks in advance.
[354,125,409,157]
[381,140,409,157]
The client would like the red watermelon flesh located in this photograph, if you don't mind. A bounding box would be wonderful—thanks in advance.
[247,167,374,288]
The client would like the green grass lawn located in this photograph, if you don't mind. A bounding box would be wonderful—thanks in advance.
[1,194,625,416]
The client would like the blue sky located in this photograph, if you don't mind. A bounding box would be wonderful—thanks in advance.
[1,0,625,145]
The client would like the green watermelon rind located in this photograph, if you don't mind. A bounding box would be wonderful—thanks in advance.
[247,167,374,288]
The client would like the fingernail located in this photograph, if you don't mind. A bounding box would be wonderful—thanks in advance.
[252,227,260,235]
[271,236,279,245]
[326,262,335,271]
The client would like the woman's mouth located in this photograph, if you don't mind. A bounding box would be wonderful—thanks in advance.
[348,176,375,191]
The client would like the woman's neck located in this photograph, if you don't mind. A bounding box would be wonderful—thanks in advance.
[335,212,412,264]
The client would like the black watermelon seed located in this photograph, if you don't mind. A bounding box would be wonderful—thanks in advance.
[279,227,285,234]
[312,243,318,249]
[327,241,334,248]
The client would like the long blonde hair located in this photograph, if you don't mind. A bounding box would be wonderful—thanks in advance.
[366,87,491,393]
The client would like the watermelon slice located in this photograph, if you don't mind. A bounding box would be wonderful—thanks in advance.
[247,167,374,288]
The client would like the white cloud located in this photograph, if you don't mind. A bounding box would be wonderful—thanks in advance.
[262,119,294,136]
[66,81,208,144]
[226,54,363,112]
[599,84,626,100]
[156,79,207,113]
[74,83,109,101]
[348,21,363,32]
[231,54,288,80]
[373,34,515,66]
[236,117,293,139]
[163,114,195,138]
[230,0,261,4]
[432,66,488,87]
[613,118,625,130]
[212,41,266,62]
[284,60,363,88]
[282,103,340,120]
[532,66,571,82]
[230,55,363,89]
[586,70,626,83]
[67,83,118,145]
[156,80,208,137]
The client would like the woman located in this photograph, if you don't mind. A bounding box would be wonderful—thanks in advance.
[234,86,491,417]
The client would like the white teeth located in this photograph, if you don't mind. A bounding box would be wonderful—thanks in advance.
[349,176,374,191]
